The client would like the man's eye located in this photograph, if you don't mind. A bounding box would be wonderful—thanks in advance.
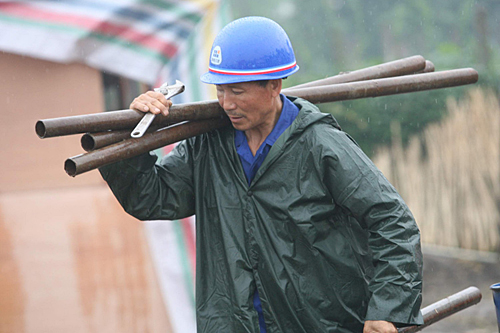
[232,90,243,95]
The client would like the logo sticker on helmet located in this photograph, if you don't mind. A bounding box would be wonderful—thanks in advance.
[210,46,222,65]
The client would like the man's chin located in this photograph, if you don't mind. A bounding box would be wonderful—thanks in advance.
[231,123,247,131]
[229,119,248,130]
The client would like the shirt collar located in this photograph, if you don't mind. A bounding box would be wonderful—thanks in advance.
[264,94,298,146]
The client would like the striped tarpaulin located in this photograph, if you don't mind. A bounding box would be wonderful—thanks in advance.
[0,1,231,332]
[0,0,213,85]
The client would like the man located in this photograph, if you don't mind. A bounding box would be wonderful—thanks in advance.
[100,16,423,333]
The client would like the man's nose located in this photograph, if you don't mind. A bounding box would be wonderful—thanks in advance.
[220,93,236,110]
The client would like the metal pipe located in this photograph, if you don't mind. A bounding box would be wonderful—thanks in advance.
[81,123,169,151]
[420,60,435,73]
[65,68,478,176]
[36,100,224,139]
[36,56,428,139]
[286,55,426,90]
[64,67,475,145]
[287,68,478,104]
[398,286,482,333]
[65,117,230,176]
[414,60,435,74]
[37,108,142,139]
[81,130,131,152]
[76,57,431,151]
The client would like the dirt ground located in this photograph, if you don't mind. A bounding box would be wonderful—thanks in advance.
[420,249,499,333]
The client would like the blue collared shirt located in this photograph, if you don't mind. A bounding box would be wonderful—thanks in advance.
[234,94,299,332]
[235,94,299,186]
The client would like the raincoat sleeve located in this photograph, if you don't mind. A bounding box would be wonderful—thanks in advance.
[98,140,195,221]
[321,126,423,326]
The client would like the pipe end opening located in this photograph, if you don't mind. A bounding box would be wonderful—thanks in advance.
[35,121,47,138]
[64,159,77,177]
[81,134,95,152]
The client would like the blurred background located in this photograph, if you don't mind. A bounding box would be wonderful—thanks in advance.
[0,0,499,332]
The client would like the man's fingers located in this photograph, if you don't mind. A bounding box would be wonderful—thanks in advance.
[149,99,172,116]
[161,100,173,116]
[363,320,397,333]
[130,100,151,112]
[130,91,173,116]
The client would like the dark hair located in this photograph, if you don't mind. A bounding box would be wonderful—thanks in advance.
[255,80,269,87]
[254,77,287,87]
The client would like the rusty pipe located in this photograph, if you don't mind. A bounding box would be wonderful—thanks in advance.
[398,286,482,333]
[422,60,435,73]
[416,60,435,74]
[81,123,169,151]
[37,109,141,139]
[73,104,224,151]
[79,67,476,152]
[81,129,134,152]
[36,100,224,139]
[69,66,474,149]
[287,68,478,104]
[66,68,478,176]
[65,117,230,177]
[36,56,429,139]
[286,55,426,90]
[77,56,430,151]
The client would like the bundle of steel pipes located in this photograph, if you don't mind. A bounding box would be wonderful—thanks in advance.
[34,55,478,177]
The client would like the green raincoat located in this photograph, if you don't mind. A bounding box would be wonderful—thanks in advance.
[100,97,423,333]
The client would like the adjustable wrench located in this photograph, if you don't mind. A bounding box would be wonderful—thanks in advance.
[131,80,185,138]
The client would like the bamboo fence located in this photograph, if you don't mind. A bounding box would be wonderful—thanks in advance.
[373,88,500,252]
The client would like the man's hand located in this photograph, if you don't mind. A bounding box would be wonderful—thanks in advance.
[130,91,172,116]
[363,320,397,333]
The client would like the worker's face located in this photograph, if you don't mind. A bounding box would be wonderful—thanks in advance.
[216,80,282,132]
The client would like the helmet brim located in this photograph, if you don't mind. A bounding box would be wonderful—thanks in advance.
[200,65,299,85]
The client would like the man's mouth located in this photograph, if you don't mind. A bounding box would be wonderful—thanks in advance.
[227,114,244,122]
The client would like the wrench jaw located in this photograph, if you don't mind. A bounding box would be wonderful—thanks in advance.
[130,80,185,138]
[156,80,185,97]
[155,82,170,95]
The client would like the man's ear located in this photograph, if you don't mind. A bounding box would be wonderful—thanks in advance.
[269,79,282,97]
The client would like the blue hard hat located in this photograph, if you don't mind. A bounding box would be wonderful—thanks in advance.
[200,16,299,85]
